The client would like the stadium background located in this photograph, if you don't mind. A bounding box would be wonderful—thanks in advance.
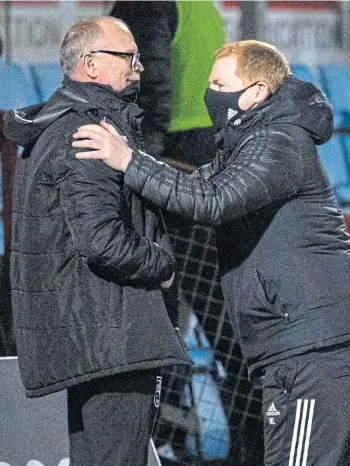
[1,1,350,465]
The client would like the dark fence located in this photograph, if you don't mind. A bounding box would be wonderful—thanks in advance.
[153,223,264,466]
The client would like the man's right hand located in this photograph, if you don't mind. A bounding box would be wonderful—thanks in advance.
[73,121,132,172]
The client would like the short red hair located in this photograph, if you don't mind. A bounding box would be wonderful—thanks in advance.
[215,40,290,92]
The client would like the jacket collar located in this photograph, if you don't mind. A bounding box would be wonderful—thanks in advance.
[3,77,144,148]
[62,77,144,120]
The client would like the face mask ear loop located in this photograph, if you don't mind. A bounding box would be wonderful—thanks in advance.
[243,81,260,92]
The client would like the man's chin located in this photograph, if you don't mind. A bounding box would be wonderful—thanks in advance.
[127,80,140,91]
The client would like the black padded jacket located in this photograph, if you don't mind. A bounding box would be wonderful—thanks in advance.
[4,78,191,397]
[122,76,350,376]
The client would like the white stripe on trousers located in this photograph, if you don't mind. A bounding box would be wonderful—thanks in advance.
[289,399,315,466]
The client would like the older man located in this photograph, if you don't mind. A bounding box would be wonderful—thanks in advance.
[73,40,350,465]
[4,17,191,466]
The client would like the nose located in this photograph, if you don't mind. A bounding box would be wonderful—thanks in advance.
[135,59,144,73]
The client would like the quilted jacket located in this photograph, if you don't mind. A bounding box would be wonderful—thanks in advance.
[122,76,350,376]
[4,78,191,397]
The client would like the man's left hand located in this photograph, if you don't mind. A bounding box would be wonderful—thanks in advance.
[72,121,132,172]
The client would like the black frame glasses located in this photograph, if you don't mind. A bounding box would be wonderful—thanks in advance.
[87,50,141,71]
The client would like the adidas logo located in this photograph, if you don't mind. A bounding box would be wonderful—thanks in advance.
[266,402,280,417]
[227,108,238,120]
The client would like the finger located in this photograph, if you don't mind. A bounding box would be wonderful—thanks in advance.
[73,128,126,145]
[73,128,106,140]
[100,120,121,137]
[75,150,105,159]
[72,139,103,150]
[76,124,110,135]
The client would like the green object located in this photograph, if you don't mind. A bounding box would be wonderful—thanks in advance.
[169,0,226,132]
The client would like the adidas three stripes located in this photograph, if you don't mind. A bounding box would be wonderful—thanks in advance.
[261,346,350,465]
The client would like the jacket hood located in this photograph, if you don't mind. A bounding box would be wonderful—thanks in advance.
[264,75,333,145]
[3,87,87,147]
[3,78,143,148]
[216,76,333,155]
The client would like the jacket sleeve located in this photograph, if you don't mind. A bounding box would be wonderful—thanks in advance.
[52,146,175,286]
[110,1,177,159]
[124,130,304,226]
[195,151,222,179]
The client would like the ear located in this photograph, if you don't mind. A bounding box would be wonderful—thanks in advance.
[254,81,270,105]
[81,53,99,79]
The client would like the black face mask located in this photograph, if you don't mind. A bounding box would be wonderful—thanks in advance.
[116,81,141,103]
[204,81,258,132]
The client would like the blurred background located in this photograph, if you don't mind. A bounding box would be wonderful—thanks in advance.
[0,1,347,65]
[1,1,350,466]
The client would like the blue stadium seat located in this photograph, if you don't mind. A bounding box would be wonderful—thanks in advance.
[318,65,350,127]
[318,65,350,191]
[290,63,324,91]
[290,64,315,83]
[0,63,40,110]
[340,135,350,186]
[29,63,63,102]
[317,136,350,204]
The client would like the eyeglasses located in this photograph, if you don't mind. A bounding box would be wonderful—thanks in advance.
[87,50,141,71]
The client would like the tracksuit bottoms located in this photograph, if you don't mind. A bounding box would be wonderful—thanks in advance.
[262,345,350,466]
[67,369,161,466]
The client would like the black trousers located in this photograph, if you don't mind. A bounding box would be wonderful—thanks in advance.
[262,346,350,466]
[67,369,162,466]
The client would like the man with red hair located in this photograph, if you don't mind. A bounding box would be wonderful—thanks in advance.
[73,40,350,465]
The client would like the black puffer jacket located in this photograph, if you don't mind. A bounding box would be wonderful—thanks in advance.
[122,76,350,376]
[4,78,191,398]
